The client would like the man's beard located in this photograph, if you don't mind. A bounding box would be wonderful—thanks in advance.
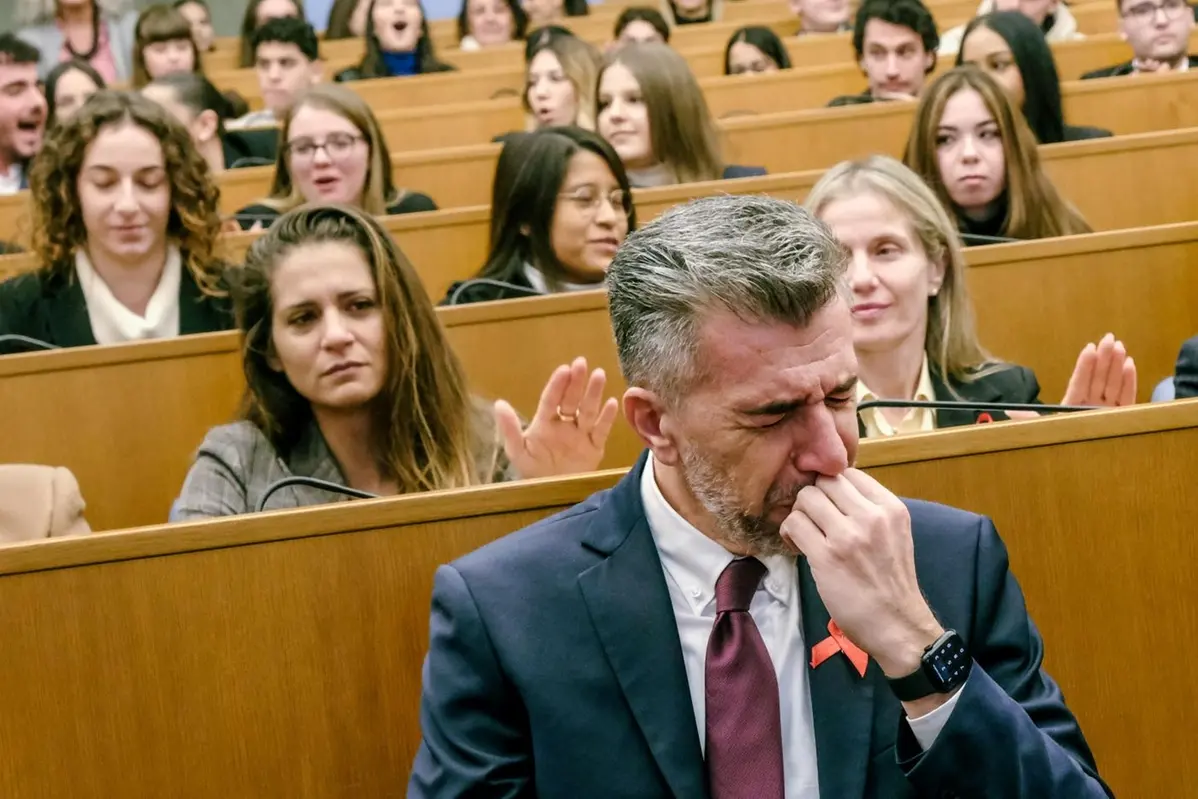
[678,443,804,558]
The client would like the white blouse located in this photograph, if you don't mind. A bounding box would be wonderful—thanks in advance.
[74,246,183,345]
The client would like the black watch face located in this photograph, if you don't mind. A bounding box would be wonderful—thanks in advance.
[927,635,970,688]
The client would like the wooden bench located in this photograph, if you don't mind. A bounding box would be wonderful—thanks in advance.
[2,220,1195,531]
[0,401,1191,796]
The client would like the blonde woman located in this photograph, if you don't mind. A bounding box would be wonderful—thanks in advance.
[175,204,618,517]
[805,155,1135,437]
[524,32,602,130]
[596,43,765,187]
[15,0,138,83]
[233,84,437,229]
[903,65,1090,244]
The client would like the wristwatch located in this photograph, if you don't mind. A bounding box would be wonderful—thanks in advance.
[886,630,972,702]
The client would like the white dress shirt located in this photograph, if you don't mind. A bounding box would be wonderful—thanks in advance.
[75,246,182,345]
[641,456,962,797]
[0,163,23,196]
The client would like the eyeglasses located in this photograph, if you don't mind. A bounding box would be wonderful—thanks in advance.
[559,187,628,215]
[1122,0,1189,22]
[285,132,365,162]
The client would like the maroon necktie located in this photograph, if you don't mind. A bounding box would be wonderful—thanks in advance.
[705,557,785,799]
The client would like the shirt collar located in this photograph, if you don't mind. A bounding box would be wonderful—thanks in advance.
[856,353,935,404]
[640,454,796,615]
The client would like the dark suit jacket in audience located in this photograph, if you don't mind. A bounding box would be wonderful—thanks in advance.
[233,192,438,230]
[1081,55,1198,79]
[722,164,767,179]
[857,364,1041,438]
[1063,124,1113,141]
[223,128,279,170]
[0,263,232,351]
[827,89,876,107]
[409,452,1110,798]
[441,270,544,305]
[1175,335,1198,399]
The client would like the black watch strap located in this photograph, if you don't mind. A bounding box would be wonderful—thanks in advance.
[886,630,971,702]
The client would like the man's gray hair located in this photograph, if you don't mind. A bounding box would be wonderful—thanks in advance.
[607,194,848,402]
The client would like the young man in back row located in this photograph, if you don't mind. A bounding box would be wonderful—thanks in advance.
[228,16,324,130]
[1083,0,1196,77]
[0,34,47,196]
[827,0,940,106]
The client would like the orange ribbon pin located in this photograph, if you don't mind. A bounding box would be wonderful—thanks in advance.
[809,620,869,678]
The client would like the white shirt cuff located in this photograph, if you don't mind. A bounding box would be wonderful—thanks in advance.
[906,679,966,751]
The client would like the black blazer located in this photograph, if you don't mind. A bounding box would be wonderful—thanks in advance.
[222,129,279,170]
[723,164,767,179]
[1082,55,1198,79]
[0,263,233,352]
[1062,124,1113,141]
[858,363,1040,437]
[233,192,438,230]
[827,90,876,107]
[440,269,544,306]
[1175,335,1198,399]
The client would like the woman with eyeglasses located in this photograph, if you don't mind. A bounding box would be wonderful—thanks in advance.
[443,127,635,306]
[234,84,437,230]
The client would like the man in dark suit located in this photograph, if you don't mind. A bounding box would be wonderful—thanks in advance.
[1082,0,1196,78]
[1176,335,1198,398]
[409,196,1111,798]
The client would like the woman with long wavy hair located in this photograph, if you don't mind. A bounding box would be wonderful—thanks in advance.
[0,89,231,350]
[175,204,619,517]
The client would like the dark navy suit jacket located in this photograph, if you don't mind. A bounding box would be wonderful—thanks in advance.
[409,454,1111,798]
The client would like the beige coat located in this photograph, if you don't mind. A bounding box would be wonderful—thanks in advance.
[0,465,91,544]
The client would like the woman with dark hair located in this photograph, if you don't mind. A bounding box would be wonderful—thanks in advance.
[612,6,671,46]
[239,0,304,67]
[522,0,588,29]
[324,0,369,38]
[174,203,618,517]
[660,0,720,26]
[458,0,528,50]
[0,90,231,349]
[234,84,436,229]
[44,59,106,128]
[142,73,277,174]
[335,0,454,81]
[957,11,1110,144]
[130,4,200,88]
[724,26,792,75]
[904,65,1091,243]
[444,127,635,306]
[173,0,215,52]
[15,0,138,83]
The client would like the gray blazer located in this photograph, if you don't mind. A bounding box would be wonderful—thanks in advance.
[174,419,515,521]
[17,12,138,82]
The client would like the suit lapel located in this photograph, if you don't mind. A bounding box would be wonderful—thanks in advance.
[44,276,97,348]
[930,369,1008,429]
[178,266,232,335]
[577,457,706,799]
[800,557,875,799]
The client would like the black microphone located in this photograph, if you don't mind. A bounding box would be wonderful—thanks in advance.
[959,232,1021,246]
[255,476,378,513]
[445,278,546,306]
[0,334,61,354]
[857,399,1098,416]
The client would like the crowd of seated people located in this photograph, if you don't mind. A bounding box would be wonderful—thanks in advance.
[0,0,1193,527]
